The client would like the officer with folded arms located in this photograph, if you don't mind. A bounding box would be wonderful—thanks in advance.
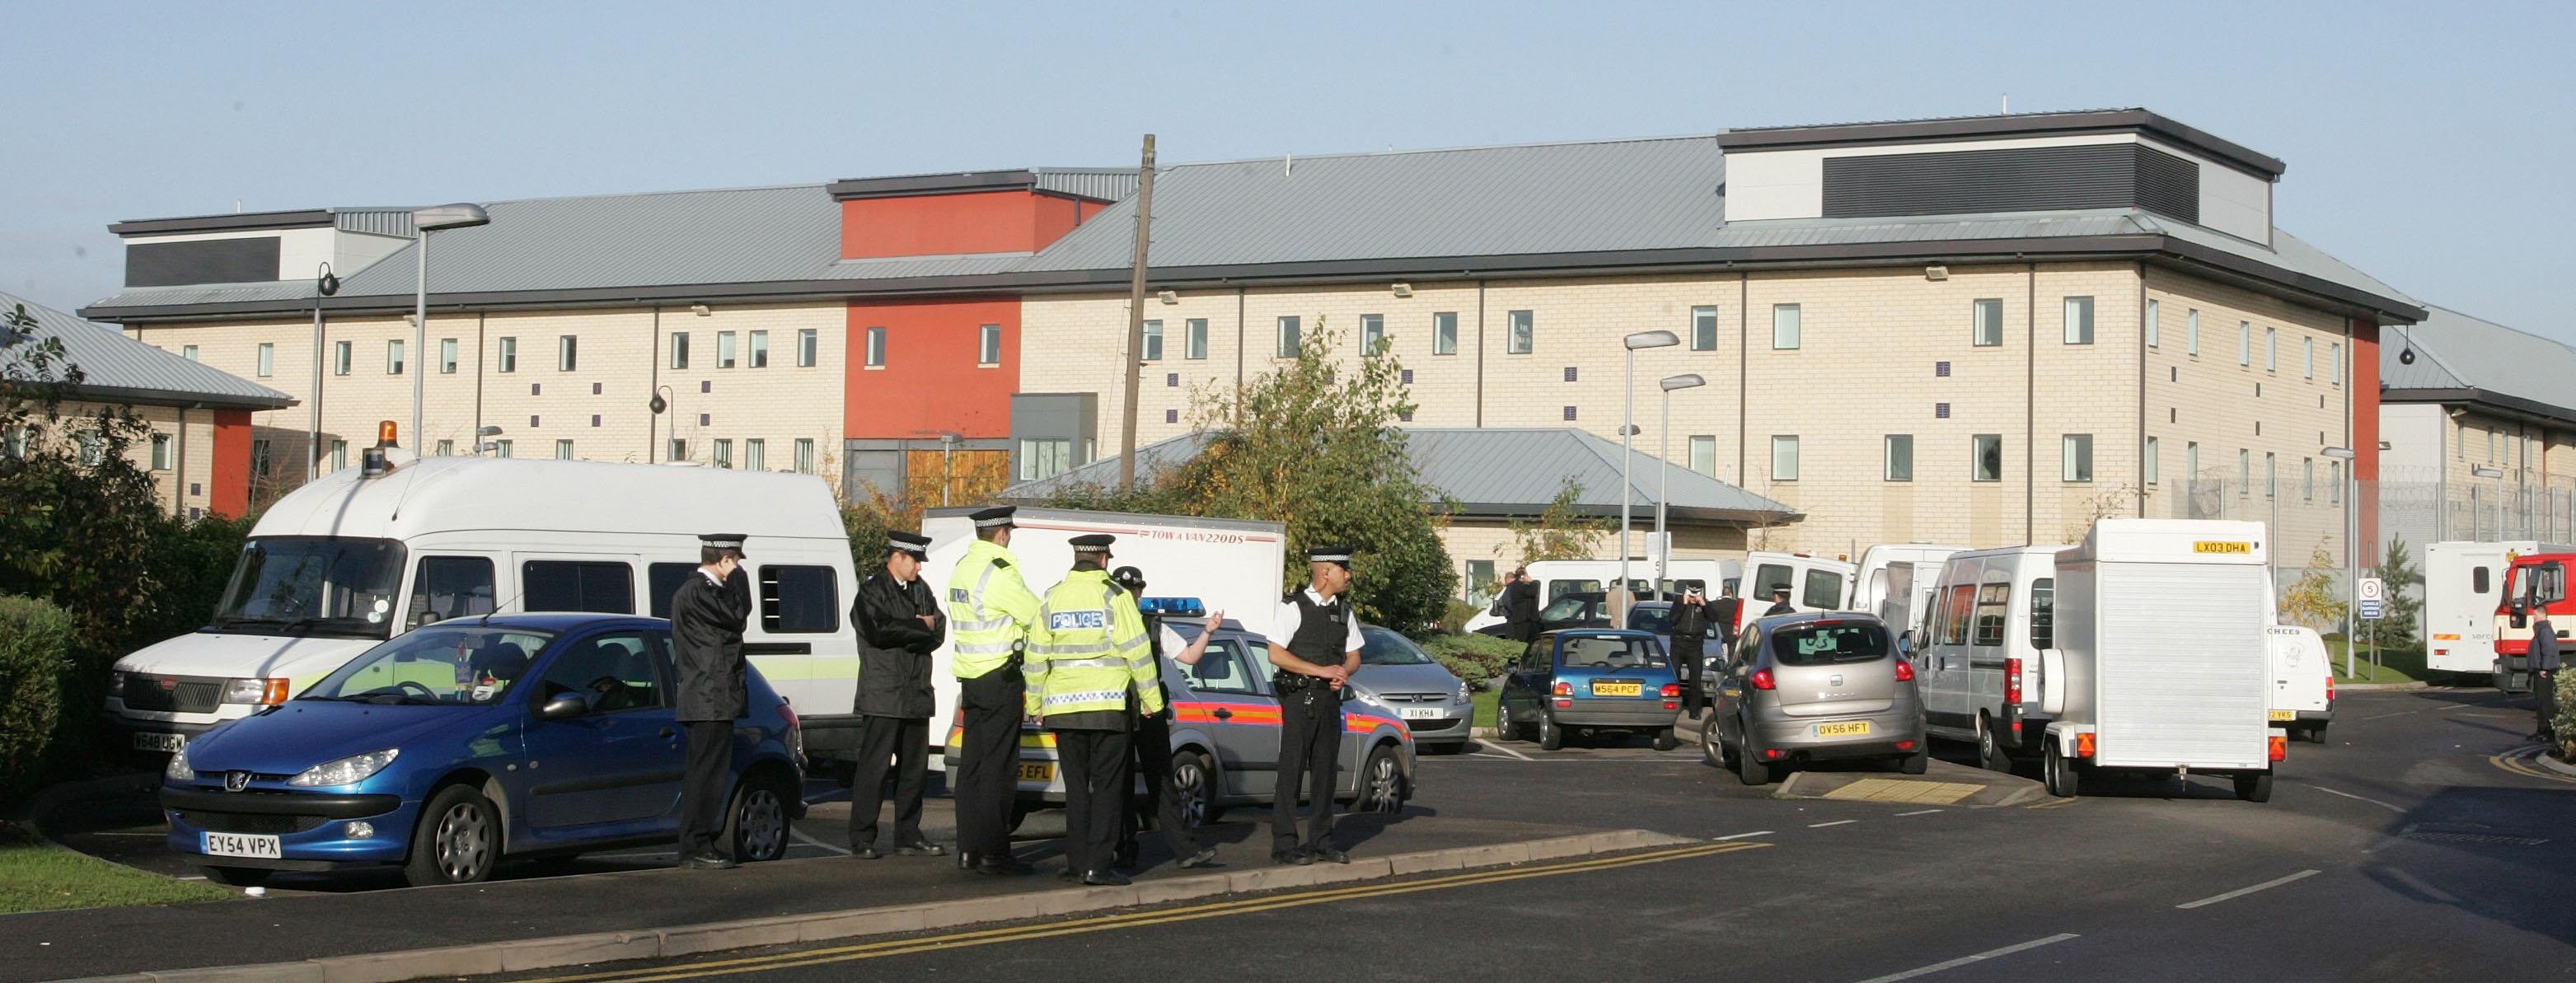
[1026,534,1163,886]
[1265,545,1364,866]
[946,506,1040,876]
[672,533,753,870]
[846,531,946,859]
[1108,564,1222,872]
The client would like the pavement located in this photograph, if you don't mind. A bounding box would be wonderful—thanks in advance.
[21,687,2576,982]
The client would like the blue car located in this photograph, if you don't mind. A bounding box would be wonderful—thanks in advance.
[159,614,805,887]
[1492,629,1683,751]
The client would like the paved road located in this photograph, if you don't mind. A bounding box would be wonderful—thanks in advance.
[463,688,2576,982]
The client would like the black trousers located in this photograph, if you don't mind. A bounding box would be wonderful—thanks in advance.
[847,714,929,849]
[953,669,1024,860]
[1121,710,1204,861]
[2538,670,2559,737]
[1271,688,1342,852]
[678,719,733,858]
[1056,728,1130,876]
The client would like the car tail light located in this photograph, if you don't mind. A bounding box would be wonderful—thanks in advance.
[1659,683,1682,698]
[1893,659,1915,682]
[2269,733,2287,762]
[1895,740,1917,751]
[1762,747,1785,760]
[2005,657,2023,705]
[1749,669,1775,690]
[2076,731,2096,759]
[1553,698,1573,709]
[1552,681,1572,697]
[2325,675,2335,704]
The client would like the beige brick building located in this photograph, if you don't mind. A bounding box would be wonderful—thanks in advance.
[2379,306,2576,547]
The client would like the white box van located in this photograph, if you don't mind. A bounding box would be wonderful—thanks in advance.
[2267,625,2333,742]
[2036,519,2281,802]
[2422,541,2572,679]
[107,453,864,761]
[1851,544,1966,635]
[1459,558,1741,634]
[1735,551,1858,630]
[1910,545,2065,771]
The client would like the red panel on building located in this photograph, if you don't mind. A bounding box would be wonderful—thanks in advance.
[841,191,1103,260]
[845,297,1018,439]
[208,410,253,518]
[2352,319,2382,566]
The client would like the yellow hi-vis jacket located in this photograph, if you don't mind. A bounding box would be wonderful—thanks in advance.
[946,539,1041,680]
[1025,568,1163,723]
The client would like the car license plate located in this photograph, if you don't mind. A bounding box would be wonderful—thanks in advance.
[1815,721,1871,737]
[1017,762,1054,783]
[200,832,281,859]
[133,733,185,752]
[1592,681,1642,697]
[2269,709,2296,722]
[1399,707,1445,720]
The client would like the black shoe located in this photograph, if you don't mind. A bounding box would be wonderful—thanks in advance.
[1177,846,1220,869]
[1080,869,1133,887]
[1271,850,1314,866]
[956,851,977,870]
[896,840,948,857]
[973,855,1036,876]
[1307,845,1350,864]
[855,846,888,860]
[680,853,739,870]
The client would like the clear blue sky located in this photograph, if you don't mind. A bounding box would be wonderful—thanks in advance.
[6,2,2571,339]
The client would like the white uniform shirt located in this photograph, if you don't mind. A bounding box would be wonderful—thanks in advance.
[1267,587,1364,658]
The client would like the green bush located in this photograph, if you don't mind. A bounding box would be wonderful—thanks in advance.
[1416,631,1523,690]
[1440,599,1480,634]
[0,597,77,792]
[2551,673,2576,763]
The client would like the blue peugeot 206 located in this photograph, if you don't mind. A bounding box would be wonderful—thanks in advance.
[159,614,804,887]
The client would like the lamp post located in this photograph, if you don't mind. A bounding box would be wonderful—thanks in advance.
[1655,373,1707,588]
[649,386,674,461]
[408,204,491,450]
[2325,447,2358,677]
[307,262,339,484]
[472,425,503,457]
[1618,330,1680,627]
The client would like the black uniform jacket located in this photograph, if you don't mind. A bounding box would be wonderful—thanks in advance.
[852,570,947,719]
[672,568,752,722]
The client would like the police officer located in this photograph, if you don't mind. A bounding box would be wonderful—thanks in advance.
[672,533,752,870]
[1027,534,1163,887]
[946,506,1039,876]
[847,531,947,859]
[1109,564,1222,872]
[1762,584,1796,617]
[1265,545,1363,866]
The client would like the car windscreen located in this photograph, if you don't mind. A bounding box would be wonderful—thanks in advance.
[1539,596,1595,621]
[1769,622,1890,666]
[1555,634,1670,670]
[304,626,557,705]
[1359,629,1433,665]
[212,537,408,639]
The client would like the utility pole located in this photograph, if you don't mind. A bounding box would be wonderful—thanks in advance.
[1118,133,1158,491]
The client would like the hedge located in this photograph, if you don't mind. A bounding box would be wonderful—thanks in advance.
[0,596,77,791]
[1414,631,1523,692]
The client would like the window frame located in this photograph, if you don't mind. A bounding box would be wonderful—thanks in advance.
[2303,336,2315,378]
[1771,303,1801,350]
[671,331,691,370]
[2062,433,2093,483]
[386,339,405,376]
[1276,316,1301,358]
[718,330,738,369]
[496,337,517,373]
[793,438,813,475]
[1688,435,1717,477]
[865,326,887,368]
[405,555,496,631]
[1885,433,1913,482]
[256,342,275,377]
[1185,318,1209,360]
[520,559,635,615]
[748,330,770,368]
[1140,319,1164,362]
[439,337,459,374]
[744,438,765,472]
[1359,314,1384,357]
[799,328,819,367]
[554,439,574,461]
[2144,435,2160,485]
[1691,305,1718,351]
[1432,311,1458,356]
[1971,581,2010,647]
[1972,433,2003,482]
[334,340,352,377]
[558,335,578,372]
[1506,310,1534,355]
[759,564,841,634]
[713,438,733,469]
[2187,310,2200,356]
[1973,298,2003,347]
[2062,296,2094,345]
[2144,298,2160,349]
[1770,435,1800,482]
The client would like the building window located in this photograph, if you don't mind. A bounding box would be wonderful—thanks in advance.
[2063,434,2093,482]
[865,327,887,367]
[2144,436,2160,484]
[2063,297,2094,345]
[1433,311,1458,356]
[799,327,819,367]
[2330,342,2343,384]
[2238,449,2251,498]
[1360,314,1384,357]
[250,438,271,478]
[1691,306,1718,351]
[489,439,511,459]
[1772,304,1801,350]
[386,339,405,375]
[1464,559,1497,605]
[1141,319,1164,361]
[793,438,813,475]
[1507,310,1534,354]
[1018,438,1074,481]
[330,439,347,470]
[2238,321,2251,367]
[1973,434,2003,482]
[2265,452,2277,499]
[973,324,999,366]
[718,331,737,369]
[2265,326,2277,372]
[255,343,274,377]
[559,335,578,372]
[744,438,765,471]
[749,330,769,368]
[1973,298,2002,347]
[433,439,453,456]
[2303,337,2315,378]
[2186,442,2199,486]
[2330,461,2343,503]
[1277,316,1301,358]
[1770,436,1799,482]
[714,438,733,469]
[1184,319,1208,360]
[180,344,199,362]
[668,438,687,462]
[2303,457,2315,501]
[2145,299,2160,349]
[439,338,458,374]
[150,433,171,470]
[2187,310,2200,356]
[671,332,691,369]
[496,337,517,373]
[1885,434,1913,482]
[555,439,574,461]
[1689,435,1716,476]
[334,340,351,376]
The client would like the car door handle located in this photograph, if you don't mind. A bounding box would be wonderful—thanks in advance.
[1213,709,1233,720]
[659,727,676,738]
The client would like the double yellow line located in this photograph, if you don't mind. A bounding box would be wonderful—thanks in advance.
[2489,744,2576,784]
[518,841,1769,983]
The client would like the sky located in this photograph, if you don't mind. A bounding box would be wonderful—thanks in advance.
[4,1,2572,340]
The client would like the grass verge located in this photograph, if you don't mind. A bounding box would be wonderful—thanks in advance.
[0,819,227,913]
[1472,688,1499,728]
[2323,639,2431,686]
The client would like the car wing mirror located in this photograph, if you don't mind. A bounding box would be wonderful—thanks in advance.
[536,693,589,720]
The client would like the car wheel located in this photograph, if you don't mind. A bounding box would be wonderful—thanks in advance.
[2233,770,2274,803]
[1976,714,2015,774]
[1651,728,1680,752]
[1356,745,1406,814]
[200,866,271,888]
[1735,724,1771,787]
[1699,721,1727,768]
[2042,743,2079,798]
[1898,743,1929,775]
[1173,750,1222,828]
[727,772,794,863]
[2304,723,2330,744]
[1537,714,1564,751]
[405,784,500,887]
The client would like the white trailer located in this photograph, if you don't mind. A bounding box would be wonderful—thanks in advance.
[918,507,1288,767]
[2422,541,2574,677]
[2037,519,2283,802]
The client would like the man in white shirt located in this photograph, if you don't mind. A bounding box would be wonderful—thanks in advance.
[1264,545,1365,865]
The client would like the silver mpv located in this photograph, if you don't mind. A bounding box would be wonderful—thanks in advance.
[1678,611,1927,785]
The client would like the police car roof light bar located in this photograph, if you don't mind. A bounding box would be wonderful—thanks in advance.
[1137,597,1207,617]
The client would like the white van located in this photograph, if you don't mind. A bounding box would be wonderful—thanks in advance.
[2423,541,2572,679]
[1460,558,1741,634]
[1909,545,2066,772]
[1850,544,1967,635]
[1734,551,1858,631]
[2267,625,2333,742]
[107,452,863,763]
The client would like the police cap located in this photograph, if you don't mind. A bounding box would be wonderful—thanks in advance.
[1070,533,1116,556]
[968,506,1017,529]
[699,533,748,556]
[1307,545,1354,566]
[887,531,931,559]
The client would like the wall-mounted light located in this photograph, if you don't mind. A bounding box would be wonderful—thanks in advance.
[1924,264,1950,281]
[1156,289,1178,305]
[691,303,710,316]
[1391,283,1413,298]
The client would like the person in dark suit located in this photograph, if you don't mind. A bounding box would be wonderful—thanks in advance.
[1710,583,1744,648]
[672,533,753,870]
[848,531,948,859]
[1501,568,1541,643]
[1762,585,1796,617]
[2532,611,2561,742]
[1668,587,1712,714]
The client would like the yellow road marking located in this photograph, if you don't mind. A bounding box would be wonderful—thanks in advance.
[2488,744,2576,784]
[2025,798,2082,810]
[1821,779,1984,805]
[515,842,1768,983]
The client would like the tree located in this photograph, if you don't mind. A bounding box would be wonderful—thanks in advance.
[2372,535,2424,654]
[2278,537,2349,633]
[0,303,166,650]
[1501,476,1606,568]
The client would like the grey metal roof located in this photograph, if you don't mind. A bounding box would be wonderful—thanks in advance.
[0,291,293,410]
[816,252,1032,280]
[2381,306,2576,424]
[330,184,844,299]
[998,427,1797,524]
[1017,136,1726,271]
[1033,168,1140,203]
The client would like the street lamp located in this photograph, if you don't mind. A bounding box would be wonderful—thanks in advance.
[1618,330,1680,627]
[307,262,339,484]
[2472,465,2504,540]
[916,429,965,505]
[1655,373,1707,588]
[409,204,491,451]
[472,425,503,457]
[649,385,674,462]
[2325,447,2358,677]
